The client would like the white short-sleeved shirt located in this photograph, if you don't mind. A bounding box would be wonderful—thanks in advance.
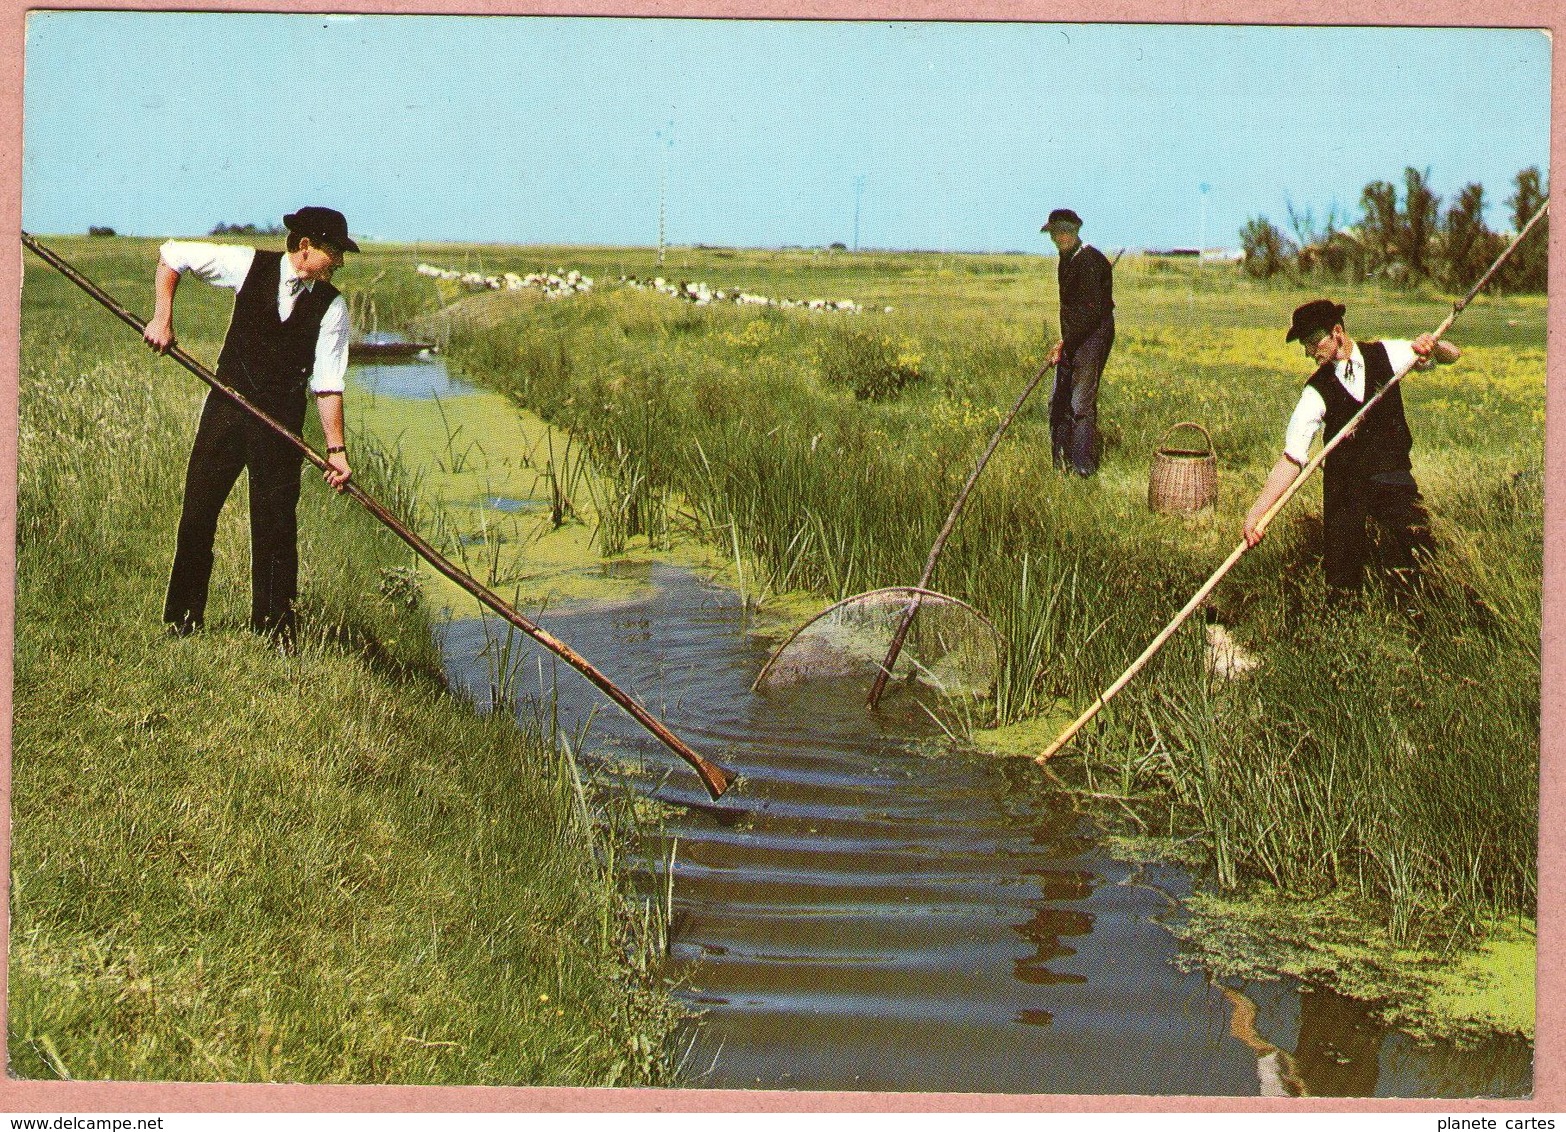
[159,240,350,395]
[1281,340,1426,466]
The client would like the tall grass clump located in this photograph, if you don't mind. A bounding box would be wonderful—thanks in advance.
[815,324,926,401]
[10,237,685,1085]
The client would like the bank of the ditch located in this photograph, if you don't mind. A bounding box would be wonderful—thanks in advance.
[413,242,1539,1045]
[8,237,685,1085]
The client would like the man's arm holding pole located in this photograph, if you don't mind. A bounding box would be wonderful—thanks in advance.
[1421,334,1462,366]
[313,287,354,491]
[143,260,180,353]
[316,392,352,491]
[1243,456,1303,548]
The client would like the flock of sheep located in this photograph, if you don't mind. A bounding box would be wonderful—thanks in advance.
[415,262,595,299]
[618,275,880,313]
[414,262,887,314]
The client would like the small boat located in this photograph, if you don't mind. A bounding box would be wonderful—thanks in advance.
[349,291,435,358]
[349,333,437,360]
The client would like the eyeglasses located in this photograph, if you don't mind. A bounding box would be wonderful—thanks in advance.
[1299,327,1331,352]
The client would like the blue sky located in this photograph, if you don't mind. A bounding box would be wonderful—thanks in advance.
[21,12,1552,253]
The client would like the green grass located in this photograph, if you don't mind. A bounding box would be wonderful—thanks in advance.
[406,240,1540,952]
[10,236,687,1084]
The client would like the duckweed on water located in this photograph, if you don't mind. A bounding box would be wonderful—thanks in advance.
[969,710,1081,759]
[1173,889,1534,1044]
[352,383,636,610]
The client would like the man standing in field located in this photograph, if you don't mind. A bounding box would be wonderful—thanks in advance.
[1043,208,1116,477]
[1243,299,1460,599]
[142,207,358,642]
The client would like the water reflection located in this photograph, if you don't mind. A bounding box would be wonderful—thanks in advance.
[1222,984,1308,1096]
[1220,981,1532,1098]
[354,352,474,400]
[1011,907,1093,986]
[1292,987,1386,1097]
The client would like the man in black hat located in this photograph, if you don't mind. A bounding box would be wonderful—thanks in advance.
[1243,299,1459,598]
[143,206,360,641]
[1043,208,1116,476]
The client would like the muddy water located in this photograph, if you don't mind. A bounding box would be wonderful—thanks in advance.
[355,351,1531,1097]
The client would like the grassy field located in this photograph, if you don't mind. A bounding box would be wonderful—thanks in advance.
[369,240,1542,972]
[9,237,688,1084]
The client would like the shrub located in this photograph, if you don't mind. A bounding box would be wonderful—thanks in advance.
[209,221,285,237]
[1239,217,1295,279]
[815,326,924,401]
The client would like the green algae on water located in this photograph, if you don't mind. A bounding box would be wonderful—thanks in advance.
[1172,885,1534,1044]
[352,382,652,610]
[968,707,1080,759]
[352,374,794,619]
[1423,918,1535,1039]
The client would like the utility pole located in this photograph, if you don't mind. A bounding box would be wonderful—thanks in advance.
[1199,182,1211,261]
[656,118,675,268]
[1192,182,1212,306]
[853,175,866,252]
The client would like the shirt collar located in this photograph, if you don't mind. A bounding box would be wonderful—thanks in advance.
[281,252,312,293]
[1335,342,1364,380]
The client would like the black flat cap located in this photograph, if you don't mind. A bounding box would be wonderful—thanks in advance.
[1042,208,1084,231]
[283,207,360,253]
[1285,299,1347,342]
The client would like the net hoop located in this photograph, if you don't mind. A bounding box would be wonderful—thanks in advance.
[751,586,1003,697]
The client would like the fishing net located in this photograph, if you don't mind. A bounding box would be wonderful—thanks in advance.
[753,586,1003,700]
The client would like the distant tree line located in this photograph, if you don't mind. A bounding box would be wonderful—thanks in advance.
[1240,166,1548,293]
[209,221,285,237]
[87,226,117,237]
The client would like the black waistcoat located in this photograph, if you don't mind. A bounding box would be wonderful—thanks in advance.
[1305,340,1413,481]
[215,250,339,394]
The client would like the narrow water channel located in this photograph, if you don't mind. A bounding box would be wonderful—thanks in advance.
[354,351,1533,1098]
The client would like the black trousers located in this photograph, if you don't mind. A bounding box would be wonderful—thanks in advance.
[1322,471,1435,594]
[163,382,307,635]
[1050,318,1114,476]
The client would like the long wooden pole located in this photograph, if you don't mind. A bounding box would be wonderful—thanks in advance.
[1035,198,1549,764]
[865,250,1126,708]
[866,250,1125,708]
[866,357,1056,708]
[22,232,738,800]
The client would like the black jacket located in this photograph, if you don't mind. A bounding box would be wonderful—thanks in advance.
[1057,243,1115,353]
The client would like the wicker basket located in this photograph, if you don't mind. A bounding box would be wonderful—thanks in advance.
[1148,421,1218,514]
